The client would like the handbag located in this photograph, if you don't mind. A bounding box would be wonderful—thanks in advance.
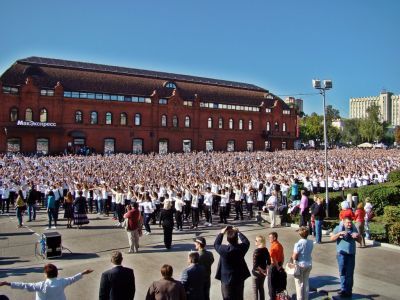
[285,261,300,277]
[276,290,291,300]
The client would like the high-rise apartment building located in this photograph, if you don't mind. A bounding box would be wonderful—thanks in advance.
[349,91,400,126]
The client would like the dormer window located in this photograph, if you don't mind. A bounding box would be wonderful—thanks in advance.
[164,82,177,89]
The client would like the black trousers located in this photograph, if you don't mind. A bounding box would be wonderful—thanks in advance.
[219,207,227,223]
[235,201,243,219]
[221,281,244,300]
[163,225,173,249]
[175,211,183,229]
[204,205,212,223]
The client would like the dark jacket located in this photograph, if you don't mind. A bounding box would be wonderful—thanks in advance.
[26,188,38,205]
[311,203,326,220]
[159,209,174,228]
[99,265,135,300]
[198,249,214,280]
[146,278,186,300]
[214,232,251,284]
[181,264,206,300]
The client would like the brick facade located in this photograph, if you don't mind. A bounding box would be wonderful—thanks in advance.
[0,57,298,154]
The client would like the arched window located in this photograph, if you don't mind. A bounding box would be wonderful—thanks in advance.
[218,117,224,129]
[10,107,18,122]
[39,108,48,123]
[161,115,167,127]
[90,111,98,124]
[25,108,33,121]
[239,119,243,130]
[164,81,177,89]
[75,111,83,123]
[266,121,271,132]
[207,117,213,129]
[184,116,191,128]
[105,112,112,125]
[120,112,127,126]
[134,113,141,126]
[282,122,287,132]
[229,118,234,130]
[173,115,178,128]
[274,121,279,131]
[248,120,253,130]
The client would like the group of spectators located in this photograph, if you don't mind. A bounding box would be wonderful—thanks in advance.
[0,149,393,299]
[0,149,397,231]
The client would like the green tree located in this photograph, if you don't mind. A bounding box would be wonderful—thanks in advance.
[341,118,362,145]
[326,105,340,123]
[299,113,323,143]
[359,104,386,142]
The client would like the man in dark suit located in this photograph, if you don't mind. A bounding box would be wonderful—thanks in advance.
[99,251,135,300]
[181,252,206,300]
[214,226,250,300]
[194,237,214,300]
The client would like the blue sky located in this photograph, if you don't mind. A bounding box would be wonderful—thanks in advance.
[1,0,399,117]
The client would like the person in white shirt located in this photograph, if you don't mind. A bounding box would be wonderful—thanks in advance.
[266,191,278,228]
[203,187,213,226]
[0,263,93,300]
[173,192,185,231]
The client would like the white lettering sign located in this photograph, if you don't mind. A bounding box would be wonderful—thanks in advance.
[16,120,57,127]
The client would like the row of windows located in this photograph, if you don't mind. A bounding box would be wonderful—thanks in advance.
[4,85,292,117]
[200,102,260,112]
[6,137,287,154]
[3,86,19,94]
[75,111,142,126]
[207,117,254,130]
[9,107,287,131]
[10,108,48,122]
[64,91,152,103]
[266,121,287,132]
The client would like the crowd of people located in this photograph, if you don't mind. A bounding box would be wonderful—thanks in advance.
[0,223,362,300]
[0,149,397,232]
[0,149,394,299]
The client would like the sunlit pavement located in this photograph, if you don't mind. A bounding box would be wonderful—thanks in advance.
[1,209,399,299]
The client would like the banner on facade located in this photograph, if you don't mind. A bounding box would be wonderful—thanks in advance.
[16,120,57,127]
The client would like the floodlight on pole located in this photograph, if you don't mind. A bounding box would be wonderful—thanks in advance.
[312,79,332,217]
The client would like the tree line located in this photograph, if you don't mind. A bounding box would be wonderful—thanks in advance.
[299,104,397,147]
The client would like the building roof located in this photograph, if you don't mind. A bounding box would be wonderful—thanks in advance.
[1,56,286,108]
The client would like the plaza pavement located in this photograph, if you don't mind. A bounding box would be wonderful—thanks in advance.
[1,209,399,300]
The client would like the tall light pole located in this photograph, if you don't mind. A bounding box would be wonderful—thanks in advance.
[312,79,332,217]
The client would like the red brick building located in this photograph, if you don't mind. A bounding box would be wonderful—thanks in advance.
[0,57,298,154]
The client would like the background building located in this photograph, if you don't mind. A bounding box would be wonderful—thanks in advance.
[349,90,400,126]
[0,57,298,154]
[284,97,304,114]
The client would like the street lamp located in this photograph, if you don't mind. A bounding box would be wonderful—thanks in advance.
[312,79,332,217]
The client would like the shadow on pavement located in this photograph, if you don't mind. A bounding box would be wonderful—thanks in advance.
[332,293,380,300]
[58,252,99,260]
[0,232,34,237]
[0,266,43,278]
[0,257,30,266]
[138,243,194,253]
[310,275,339,291]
